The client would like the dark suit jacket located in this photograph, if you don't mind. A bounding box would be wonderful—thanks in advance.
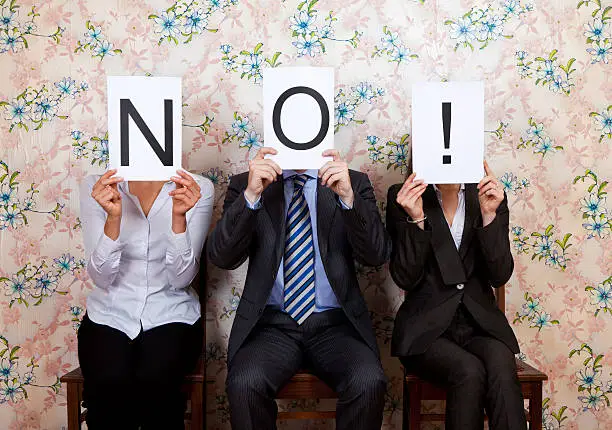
[208,170,391,364]
[386,183,520,357]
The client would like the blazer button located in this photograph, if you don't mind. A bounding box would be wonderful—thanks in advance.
[456,283,465,290]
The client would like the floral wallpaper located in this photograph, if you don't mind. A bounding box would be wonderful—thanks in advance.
[0,0,610,429]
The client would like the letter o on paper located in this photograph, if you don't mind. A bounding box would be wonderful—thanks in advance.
[272,86,330,151]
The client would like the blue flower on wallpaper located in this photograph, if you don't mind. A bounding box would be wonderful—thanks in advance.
[0,0,63,55]
[367,133,411,174]
[289,0,361,57]
[69,305,84,330]
[334,83,384,133]
[184,9,207,33]
[445,1,533,51]
[220,43,282,84]
[578,0,611,64]
[55,77,76,97]
[223,112,256,147]
[155,11,180,39]
[515,49,576,95]
[290,10,316,35]
[581,193,606,218]
[584,18,608,42]
[448,17,476,45]
[203,167,229,186]
[511,224,572,270]
[574,170,611,239]
[372,26,418,64]
[1,79,88,131]
[72,131,109,168]
[149,0,238,45]
[335,102,355,126]
[586,276,612,317]
[569,344,612,411]
[589,105,612,142]
[0,358,17,381]
[0,161,63,231]
[75,21,122,60]
[518,118,563,157]
[1,254,84,307]
[294,33,323,57]
[499,172,529,194]
[243,53,262,77]
[240,130,262,150]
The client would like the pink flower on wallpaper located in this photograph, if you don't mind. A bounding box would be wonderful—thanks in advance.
[2,304,21,326]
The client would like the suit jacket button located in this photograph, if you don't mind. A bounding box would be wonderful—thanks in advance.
[456,283,465,290]
[258,308,263,315]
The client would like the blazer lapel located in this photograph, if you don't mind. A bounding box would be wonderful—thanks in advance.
[458,184,479,260]
[264,180,286,263]
[316,183,337,263]
[422,185,467,285]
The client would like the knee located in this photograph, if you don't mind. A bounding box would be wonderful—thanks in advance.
[451,358,486,390]
[343,364,387,400]
[485,349,519,387]
[226,363,268,400]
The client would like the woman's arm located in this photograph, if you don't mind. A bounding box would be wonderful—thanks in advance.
[80,173,125,290]
[166,175,214,289]
[475,195,514,287]
[387,184,433,292]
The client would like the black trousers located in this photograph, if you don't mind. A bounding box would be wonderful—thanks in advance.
[226,307,387,430]
[401,305,527,430]
[77,314,203,430]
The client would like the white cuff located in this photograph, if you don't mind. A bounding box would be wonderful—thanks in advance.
[169,230,192,254]
[244,192,263,210]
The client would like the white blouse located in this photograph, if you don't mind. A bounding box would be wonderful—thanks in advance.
[433,184,466,250]
[79,175,214,339]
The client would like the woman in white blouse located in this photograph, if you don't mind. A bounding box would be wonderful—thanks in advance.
[78,169,213,430]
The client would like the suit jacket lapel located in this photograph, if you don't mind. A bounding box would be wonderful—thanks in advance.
[422,185,467,285]
[264,180,286,263]
[316,183,337,263]
[458,184,479,260]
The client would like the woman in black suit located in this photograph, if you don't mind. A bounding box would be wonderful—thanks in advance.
[387,162,527,430]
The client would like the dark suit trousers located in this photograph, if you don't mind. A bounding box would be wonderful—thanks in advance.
[77,314,203,430]
[401,305,527,430]
[226,308,386,430]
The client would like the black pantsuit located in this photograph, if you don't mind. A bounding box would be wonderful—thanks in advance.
[77,314,203,430]
[387,183,527,430]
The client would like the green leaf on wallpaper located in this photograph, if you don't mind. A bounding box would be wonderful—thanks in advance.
[253,43,263,54]
[9,345,20,360]
[207,28,218,33]
[148,14,158,19]
[297,1,307,11]
[599,181,608,195]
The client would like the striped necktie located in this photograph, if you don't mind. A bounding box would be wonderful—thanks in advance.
[283,174,316,324]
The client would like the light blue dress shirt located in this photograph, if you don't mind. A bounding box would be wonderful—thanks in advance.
[245,169,342,312]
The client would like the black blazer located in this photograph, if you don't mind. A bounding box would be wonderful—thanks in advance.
[208,170,391,364]
[386,183,520,357]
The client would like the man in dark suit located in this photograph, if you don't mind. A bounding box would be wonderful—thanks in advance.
[208,147,390,430]
[386,163,527,430]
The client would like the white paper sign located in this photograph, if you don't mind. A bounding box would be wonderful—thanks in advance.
[412,82,484,184]
[263,67,334,169]
[108,76,182,181]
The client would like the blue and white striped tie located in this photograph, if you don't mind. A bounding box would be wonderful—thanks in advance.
[283,175,316,325]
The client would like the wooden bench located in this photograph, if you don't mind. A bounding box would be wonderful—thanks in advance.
[276,370,337,420]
